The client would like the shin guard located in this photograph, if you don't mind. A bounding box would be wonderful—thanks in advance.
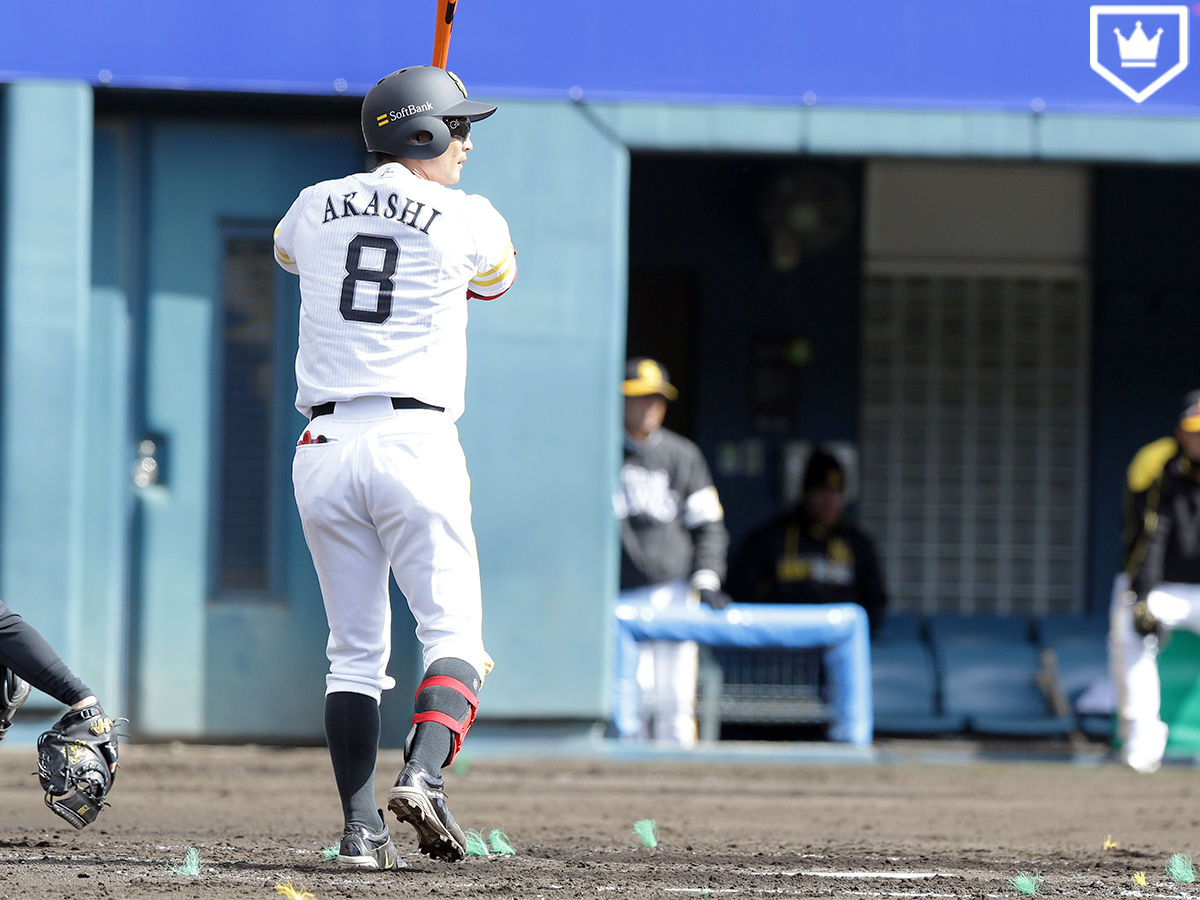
[408,660,480,767]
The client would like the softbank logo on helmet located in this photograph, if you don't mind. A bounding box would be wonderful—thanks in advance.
[378,102,435,125]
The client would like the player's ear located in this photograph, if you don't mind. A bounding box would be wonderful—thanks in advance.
[410,131,433,145]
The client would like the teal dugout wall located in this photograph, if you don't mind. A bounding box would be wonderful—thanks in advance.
[460,101,627,718]
[1,81,129,715]
[132,121,359,737]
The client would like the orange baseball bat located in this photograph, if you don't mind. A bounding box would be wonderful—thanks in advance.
[432,0,458,69]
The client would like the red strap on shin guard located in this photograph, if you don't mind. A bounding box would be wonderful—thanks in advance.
[412,676,479,765]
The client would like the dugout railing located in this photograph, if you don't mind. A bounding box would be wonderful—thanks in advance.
[612,602,872,746]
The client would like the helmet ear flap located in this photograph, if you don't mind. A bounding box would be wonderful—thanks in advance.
[393,115,451,161]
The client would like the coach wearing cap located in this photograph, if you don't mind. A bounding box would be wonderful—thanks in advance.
[1112,389,1200,774]
[614,357,731,748]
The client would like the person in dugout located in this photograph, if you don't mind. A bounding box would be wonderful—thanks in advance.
[726,449,887,635]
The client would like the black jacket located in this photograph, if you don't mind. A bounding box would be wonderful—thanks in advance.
[1124,437,1200,598]
[727,507,887,634]
[617,428,728,590]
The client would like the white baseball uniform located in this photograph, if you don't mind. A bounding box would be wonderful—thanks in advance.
[1110,573,1200,771]
[274,161,516,699]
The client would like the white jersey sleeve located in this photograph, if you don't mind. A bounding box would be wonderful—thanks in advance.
[273,186,314,275]
[463,195,517,300]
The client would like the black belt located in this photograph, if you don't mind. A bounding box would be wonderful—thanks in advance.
[310,397,445,419]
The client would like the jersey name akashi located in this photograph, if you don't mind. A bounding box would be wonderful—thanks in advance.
[274,162,516,421]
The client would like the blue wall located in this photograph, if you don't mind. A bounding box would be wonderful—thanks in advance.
[457,101,628,717]
[6,2,1200,115]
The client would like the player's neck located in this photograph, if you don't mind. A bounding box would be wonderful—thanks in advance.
[378,156,430,181]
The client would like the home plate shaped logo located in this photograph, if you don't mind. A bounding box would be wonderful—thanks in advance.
[1091,6,1189,102]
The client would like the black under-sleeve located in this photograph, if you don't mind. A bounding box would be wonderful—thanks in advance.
[690,517,729,583]
[851,531,888,635]
[0,601,91,705]
[1127,476,1169,601]
[679,445,728,583]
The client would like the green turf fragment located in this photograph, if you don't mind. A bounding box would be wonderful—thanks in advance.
[488,828,516,855]
[1169,852,1196,883]
[465,828,490,857]
[1007,872,1042,895]
[632,818,658,848]
[170,846,201,877]
[322,843,340,861]
[450,753,472,776]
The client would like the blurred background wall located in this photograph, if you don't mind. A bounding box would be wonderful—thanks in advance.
[2,0,1199,740]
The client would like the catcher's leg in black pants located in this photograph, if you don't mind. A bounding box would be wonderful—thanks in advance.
[0,600,92,708]
[407,657,480,771]
[0,601,118,828]
[324,691,386,831]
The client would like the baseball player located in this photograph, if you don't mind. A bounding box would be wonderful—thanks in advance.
[274,65,516,867]
[0,600,118,827]
[615,358,731,748]
[1110,390,1200,773]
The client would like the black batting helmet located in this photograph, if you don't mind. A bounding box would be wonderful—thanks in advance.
[362,66,497,161]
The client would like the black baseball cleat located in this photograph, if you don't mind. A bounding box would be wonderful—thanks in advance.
[387,760,467,862]
[0,669,30,742]
[335,815,406,870]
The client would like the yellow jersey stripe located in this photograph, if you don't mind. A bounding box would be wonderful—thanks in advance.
[471,261,513,287]
[474,244,513,278]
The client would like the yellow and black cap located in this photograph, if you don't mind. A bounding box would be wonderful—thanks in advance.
[622,357,678,401]
[1180,389,1200,433]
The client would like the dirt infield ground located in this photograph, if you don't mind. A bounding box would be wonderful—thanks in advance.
[0,740,1197,899]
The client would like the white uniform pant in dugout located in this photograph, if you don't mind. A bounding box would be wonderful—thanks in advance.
[1111,572,1200,772]
[292,396,493,700]
[619,580,700,748]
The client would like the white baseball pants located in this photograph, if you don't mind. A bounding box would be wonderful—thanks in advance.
[292,396,493,700]
[1110,572,1200,771]
[619,579,700,748]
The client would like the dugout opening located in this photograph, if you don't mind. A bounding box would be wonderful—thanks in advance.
[627,154,1098,620]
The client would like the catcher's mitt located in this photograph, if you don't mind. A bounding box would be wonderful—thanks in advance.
[36,703,118,829]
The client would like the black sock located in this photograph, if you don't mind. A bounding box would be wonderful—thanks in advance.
[408,657,480,771]
[325,692,384,831]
